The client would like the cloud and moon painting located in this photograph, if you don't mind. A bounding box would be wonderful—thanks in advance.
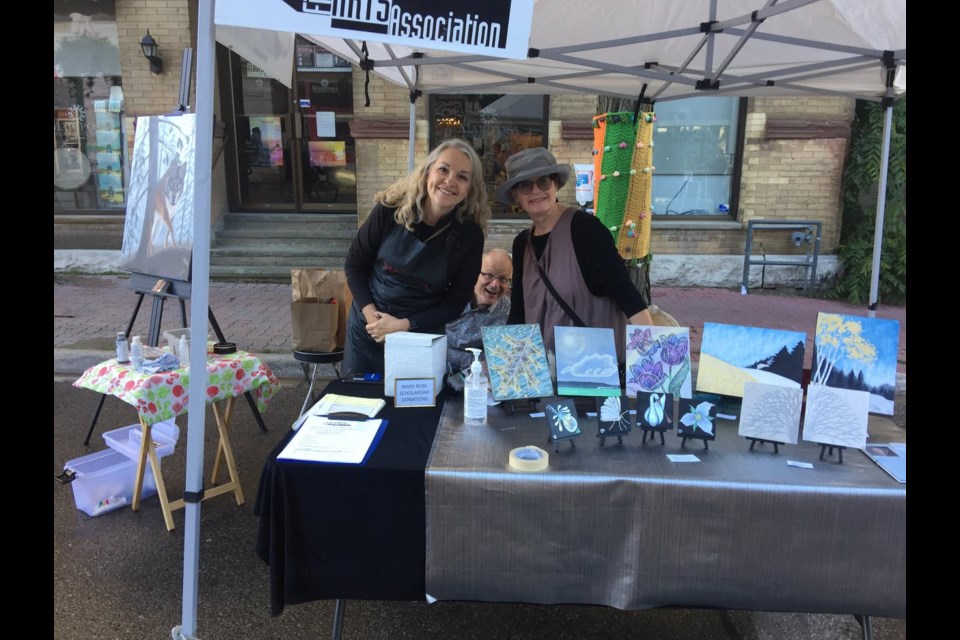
[554,327,621,397]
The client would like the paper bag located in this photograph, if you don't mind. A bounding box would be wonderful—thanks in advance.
[290,269,352,351]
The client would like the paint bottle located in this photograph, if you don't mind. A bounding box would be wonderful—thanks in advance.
[179,334,190,368]
[464,348,487,426]
[130,335,144,373]
[115,332,129,364]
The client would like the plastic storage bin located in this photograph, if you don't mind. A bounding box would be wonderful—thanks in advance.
[63,449,159,517]
[103,420,180,460]
[162,328,210,358]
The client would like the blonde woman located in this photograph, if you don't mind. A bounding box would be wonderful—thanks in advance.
[343,139,491,375]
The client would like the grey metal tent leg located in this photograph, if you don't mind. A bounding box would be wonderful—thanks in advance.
[854,614,873,640]
[331,599,345,640]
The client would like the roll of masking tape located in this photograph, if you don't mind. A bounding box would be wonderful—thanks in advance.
[509,446,549,472]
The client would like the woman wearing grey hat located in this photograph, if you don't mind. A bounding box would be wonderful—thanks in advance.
[500,147,653,365]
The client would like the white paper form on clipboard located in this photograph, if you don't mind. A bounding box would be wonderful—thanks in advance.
[278,416,386,465]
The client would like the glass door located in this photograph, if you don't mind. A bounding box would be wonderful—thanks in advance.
[293,39,358,213]
[230,57,297,210]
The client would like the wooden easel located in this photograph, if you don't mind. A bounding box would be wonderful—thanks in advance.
[82,273,268,444]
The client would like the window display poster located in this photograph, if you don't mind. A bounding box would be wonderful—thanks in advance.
[309,141,346,167]
[93,101,125,207]
[316,111,336,137]
[249,116,283,167]
[575,164,594,204]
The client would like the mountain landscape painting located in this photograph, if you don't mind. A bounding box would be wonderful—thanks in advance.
[696,323,806,398]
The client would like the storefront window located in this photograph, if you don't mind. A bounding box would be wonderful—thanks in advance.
[651,97,743,217]
[429,94,548,219]
[54,0,126,212]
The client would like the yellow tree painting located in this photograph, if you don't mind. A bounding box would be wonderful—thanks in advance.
[813,312,900,415]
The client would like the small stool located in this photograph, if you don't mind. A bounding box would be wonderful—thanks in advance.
[294,349,344,417]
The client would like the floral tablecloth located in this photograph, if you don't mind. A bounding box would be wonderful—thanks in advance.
[74,350,281,425]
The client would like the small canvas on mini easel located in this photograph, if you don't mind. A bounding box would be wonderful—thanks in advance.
[813,312,900,415]
[624,325,693,399]
[555,326,621,397]
[802,383,870,450]
[596,396,632,438]
[120,114,196,283]
[738,381,802,445]
[636,391,674,431]
[677,398,718,441]
[697,322,806,398]
[545,398,582,442]
[482,324,554,401]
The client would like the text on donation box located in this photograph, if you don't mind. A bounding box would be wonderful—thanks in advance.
[394,378,436,408]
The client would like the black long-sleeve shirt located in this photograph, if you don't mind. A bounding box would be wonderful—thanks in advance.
[345,202,484,332]
[507,209,647,324]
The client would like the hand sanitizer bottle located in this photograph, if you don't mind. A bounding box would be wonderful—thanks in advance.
[464,347,487,426]
[130,335,144,373]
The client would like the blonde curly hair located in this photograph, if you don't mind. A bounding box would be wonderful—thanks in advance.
[375,139,491,235]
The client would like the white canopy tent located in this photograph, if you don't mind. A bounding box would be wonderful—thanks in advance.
[178,1,905,636]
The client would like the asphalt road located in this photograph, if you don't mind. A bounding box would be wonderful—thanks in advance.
[53,377,906,640]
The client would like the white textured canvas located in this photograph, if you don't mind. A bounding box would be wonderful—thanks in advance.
[802,383,870,449]
[738,382,802,445]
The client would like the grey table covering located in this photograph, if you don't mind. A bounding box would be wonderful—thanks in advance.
[424,398,905,618]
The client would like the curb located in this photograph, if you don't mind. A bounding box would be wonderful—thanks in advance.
[54,349,906,393]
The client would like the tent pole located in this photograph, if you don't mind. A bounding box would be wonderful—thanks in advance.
[408,93,417,173]
[867,100,894,319]
[180,0,216,636]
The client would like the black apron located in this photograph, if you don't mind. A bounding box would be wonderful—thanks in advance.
[342,222,457,375]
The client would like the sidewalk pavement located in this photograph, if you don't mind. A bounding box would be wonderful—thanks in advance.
[54,274,906,391]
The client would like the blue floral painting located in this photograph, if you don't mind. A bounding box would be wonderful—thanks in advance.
[677,399,717,441]
[624,325,693,399]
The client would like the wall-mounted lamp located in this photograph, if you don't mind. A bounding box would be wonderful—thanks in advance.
[140,30,163,74]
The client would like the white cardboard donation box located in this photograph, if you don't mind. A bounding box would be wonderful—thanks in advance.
[384,331,446,397]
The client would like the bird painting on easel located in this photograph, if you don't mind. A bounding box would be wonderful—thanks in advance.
[637,391,674,431]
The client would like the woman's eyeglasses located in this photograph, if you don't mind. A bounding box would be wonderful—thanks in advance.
[480,271,512,286]
[512,175,556,195]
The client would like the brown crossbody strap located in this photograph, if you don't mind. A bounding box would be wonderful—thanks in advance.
[535,261,586,327]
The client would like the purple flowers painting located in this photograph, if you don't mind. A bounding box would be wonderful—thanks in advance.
[624,326,693,399]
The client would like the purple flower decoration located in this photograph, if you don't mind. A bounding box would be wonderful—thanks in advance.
[629,358,665,391]
[659,333,688,367]
[627,328,660,357]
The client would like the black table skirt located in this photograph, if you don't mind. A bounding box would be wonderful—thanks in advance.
[255,380,446,616]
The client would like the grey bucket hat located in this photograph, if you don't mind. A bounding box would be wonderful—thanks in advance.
[494,147,573,205]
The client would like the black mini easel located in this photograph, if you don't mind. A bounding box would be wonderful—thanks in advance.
[598,433,624,447]
[82,273,268,445]
[747,438,783,454]
[640,428,666,446]
[818,443,846,464]
[505,398,539,415]
[680,434,711,450]
[550,434,577,453]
